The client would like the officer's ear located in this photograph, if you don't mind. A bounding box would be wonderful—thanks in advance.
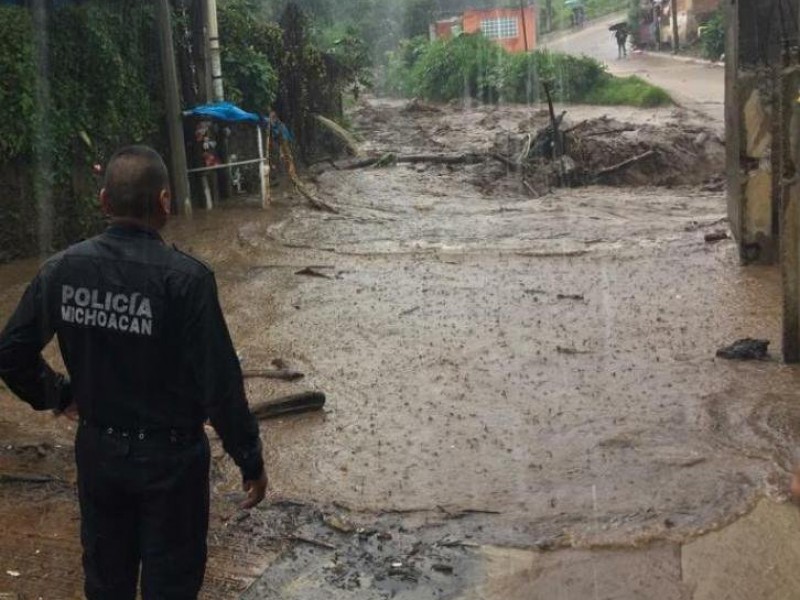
[99,189,112,216]
[158,188,171,217]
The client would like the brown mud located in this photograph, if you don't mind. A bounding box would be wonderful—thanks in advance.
[0,97,798,598]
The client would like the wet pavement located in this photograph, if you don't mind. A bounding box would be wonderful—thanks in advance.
[0,98,799,598]
[541,14,725,127]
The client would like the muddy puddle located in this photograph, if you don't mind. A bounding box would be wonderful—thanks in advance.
[0,98,799,598]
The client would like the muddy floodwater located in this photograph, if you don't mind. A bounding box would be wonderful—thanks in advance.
[1,99,800,599]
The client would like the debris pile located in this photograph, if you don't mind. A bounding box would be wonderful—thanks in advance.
[338,100,725,200]
[488,114,725,195]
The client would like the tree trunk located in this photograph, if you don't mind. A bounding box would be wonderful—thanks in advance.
[670,0,679,53]
[545,0,553,32]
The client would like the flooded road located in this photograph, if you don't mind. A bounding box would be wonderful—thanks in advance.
[542,14,725,126]
[0,98,799,598]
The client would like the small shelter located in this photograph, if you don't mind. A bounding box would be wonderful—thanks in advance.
[183,101,271,209]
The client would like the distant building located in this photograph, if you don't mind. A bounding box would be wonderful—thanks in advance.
[431,6,537,53]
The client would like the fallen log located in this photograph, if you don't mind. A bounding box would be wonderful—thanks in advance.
[314,114,363,157]
[395,152,484,165]
[295,267,333,279]
[584,127,637,137]
[337,152,485,170]
[594,150,656,179]
[0,473,60,484]
[251,391,326,420]
[289,534,336,550]
[242,369,305,382]
[336,156,382,170]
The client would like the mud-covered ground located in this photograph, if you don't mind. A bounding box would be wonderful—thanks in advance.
[0,98,799,599]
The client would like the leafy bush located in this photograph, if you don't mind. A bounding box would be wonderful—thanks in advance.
[219,0,282,111]
[699,9,725,61]
[410,34,507,103]
[0,7,36,161]
[377,35,428,97]
[585,75,672,107]
[397,34,615,105]
[0,2,163,260]
[502,51,607,104]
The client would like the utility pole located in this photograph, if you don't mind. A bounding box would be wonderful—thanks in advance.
[157,0,192,215]
[670,0,679,54]
[205,0,224,102]
[31,0,54,254]
[519,0,529,52]
[203,0,232,200]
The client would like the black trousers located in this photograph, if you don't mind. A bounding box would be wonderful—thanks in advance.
[75,424,210,600]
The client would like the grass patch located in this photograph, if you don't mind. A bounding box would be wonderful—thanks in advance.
[585,75,673,107]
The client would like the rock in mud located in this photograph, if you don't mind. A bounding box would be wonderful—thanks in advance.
[715,338,770,360]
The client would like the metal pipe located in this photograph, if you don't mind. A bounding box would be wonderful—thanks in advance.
[187,157,268,174]
[257,126,270,208]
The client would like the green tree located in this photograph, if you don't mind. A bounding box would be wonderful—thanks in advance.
[403,0,436,39]
[219,0,282,111]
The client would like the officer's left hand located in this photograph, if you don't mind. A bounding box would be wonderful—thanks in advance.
[54,400,79,422]
[241,470,268,509]
[62,400,79,421]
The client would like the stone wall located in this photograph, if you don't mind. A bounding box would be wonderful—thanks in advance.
[726,0,800,360]
[726,0,800,265]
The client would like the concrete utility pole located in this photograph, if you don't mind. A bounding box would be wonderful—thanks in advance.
[203,0,233,201]
[205,0,224,102]
[670,0,679,53]
[156,0,192,215]
[31,0,54,253]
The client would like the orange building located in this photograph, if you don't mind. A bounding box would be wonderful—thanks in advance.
[432,6,537,53]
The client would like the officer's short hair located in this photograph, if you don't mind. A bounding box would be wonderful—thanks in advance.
[103,146,170,219]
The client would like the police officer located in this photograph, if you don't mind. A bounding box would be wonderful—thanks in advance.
[0,145,268,599]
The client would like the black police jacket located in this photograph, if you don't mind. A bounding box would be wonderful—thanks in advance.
[0,223,264,481]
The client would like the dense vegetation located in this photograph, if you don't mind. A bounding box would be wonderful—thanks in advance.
[699,8,725,61]
[0,2,162,261]
[380,33,671,107]
[0,0,348,261]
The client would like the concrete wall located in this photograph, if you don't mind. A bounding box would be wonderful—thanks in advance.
[462,7,537,53]
[726,0,800,264]
[726,0,800,359]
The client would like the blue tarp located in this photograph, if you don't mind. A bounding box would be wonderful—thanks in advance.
[184,101,295,142]
[184,102,261,124]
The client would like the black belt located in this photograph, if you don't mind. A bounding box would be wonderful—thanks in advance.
[79,418,203,443]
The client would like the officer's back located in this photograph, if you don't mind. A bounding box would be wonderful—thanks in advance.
[0,145,266,600]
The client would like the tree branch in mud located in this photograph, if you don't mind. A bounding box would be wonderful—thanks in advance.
[250,391,326,420]
[334,152,486,170]
[594,151,656,180]
[242,369,305,381]
[0,473,61,484]
[292,179,339,213]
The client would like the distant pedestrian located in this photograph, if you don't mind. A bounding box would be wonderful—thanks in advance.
[615,27,629,59]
